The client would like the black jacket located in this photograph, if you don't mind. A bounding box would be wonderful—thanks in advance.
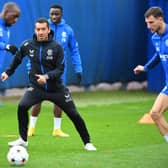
[6,31,65,92]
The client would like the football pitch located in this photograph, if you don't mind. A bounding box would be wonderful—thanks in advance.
[0,90,168,168]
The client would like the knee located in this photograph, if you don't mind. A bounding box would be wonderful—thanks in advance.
[18,102,29,111]
[150,110,160,121]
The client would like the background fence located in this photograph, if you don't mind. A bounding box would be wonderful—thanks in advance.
[0,0,164,92]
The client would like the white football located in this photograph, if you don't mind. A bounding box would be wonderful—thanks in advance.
[7,145,29,166]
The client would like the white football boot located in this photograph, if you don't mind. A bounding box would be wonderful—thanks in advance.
[84,143,97,151]
[8,137,28,147]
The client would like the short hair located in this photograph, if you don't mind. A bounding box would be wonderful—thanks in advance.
[49,4,63,13]
[144,6,163,18]
[2,2,20,17]
[35,18,49,29]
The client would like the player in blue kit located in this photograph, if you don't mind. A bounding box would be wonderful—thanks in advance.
[134,6,168,143]
[0,2,20,97]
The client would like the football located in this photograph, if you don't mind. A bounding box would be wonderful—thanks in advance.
[7,145,29,166]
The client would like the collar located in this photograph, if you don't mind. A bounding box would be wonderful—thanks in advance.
[0,18,6,27]
[160,24,168,36]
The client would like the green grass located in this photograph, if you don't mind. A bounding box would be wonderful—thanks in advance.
[0,90,168,168]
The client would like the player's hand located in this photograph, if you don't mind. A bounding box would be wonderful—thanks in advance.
[5,44,18,55]
[35,74,47,85]
[133,65,145,75]
[1,72,8,81]
[76,72,82,85]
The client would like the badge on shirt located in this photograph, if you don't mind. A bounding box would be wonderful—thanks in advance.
[165,39,168,47]
[0,27,3,37]
[61,31,67,42]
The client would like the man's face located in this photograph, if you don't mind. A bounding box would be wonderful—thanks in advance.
[4,11,19,26]
[35,22,50,41]
[145,15,162,33]
[49,8,62,24]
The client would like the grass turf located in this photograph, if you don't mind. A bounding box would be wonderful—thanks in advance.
[0,90,168,168]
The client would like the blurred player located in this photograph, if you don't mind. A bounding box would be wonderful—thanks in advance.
[134,6,168,143]
[28,4,82,137]
[1,18,96,151]
[0,2,20,97]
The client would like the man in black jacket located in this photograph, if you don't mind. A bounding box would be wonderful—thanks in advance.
[1,18,96,151]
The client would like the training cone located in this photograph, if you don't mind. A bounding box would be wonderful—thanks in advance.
[138,113,155,124]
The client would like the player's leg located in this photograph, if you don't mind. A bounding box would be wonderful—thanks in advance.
[52,104,69,137]
[8,88,41,147]
[28,102,42,136]
[62,99,96,150]
[150,92,168,142]
[52,71,69,137]
[51,88,96,151]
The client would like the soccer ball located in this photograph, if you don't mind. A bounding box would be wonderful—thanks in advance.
[7,145,29,166]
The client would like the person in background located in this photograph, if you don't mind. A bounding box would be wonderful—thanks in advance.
[134,6,168,143]
[28,4,82,137]
[0,2,20,97]
[1,18,96,151]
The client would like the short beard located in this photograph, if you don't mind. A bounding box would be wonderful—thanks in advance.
[155,25,161,34]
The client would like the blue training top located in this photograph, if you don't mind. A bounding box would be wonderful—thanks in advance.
[144,24,168,86]
[0,18,10,71]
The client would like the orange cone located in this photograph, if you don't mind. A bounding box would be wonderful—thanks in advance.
[138,113,155,124]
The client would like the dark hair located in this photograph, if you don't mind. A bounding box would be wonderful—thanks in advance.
[144,6,163,18]
[50,4,63,13]
[2,2,21,17]
[35,18,49,28]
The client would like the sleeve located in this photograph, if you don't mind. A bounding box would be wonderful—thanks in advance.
[26,58,31,72]
[5,44,27,76]
[68,26,83,73]
[144,52,160,72]
[45,44,64,80]
[0,27,7,50]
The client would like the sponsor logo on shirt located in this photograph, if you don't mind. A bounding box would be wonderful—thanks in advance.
[61,31,67,42]
[46,49,53,60]
[29,49,34,57]
[160,54,168,61]
[64,93,72,102]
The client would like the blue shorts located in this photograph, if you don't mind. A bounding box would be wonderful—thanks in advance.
[161,86,168,96]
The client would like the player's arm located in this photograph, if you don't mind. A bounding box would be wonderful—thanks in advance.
[0,31,18,55]
[134,53,160,75]
[1,51,21,81]
[68,27,83,83]
[35,74,47,85]
[1,72,9,81]
[133,65,145,74]
[4,44,27,77]
[143,52,160,71]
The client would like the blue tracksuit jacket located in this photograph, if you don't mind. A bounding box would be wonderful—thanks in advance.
[0,18,10,89]
[0,18,10,71]
[144,24,168,87]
